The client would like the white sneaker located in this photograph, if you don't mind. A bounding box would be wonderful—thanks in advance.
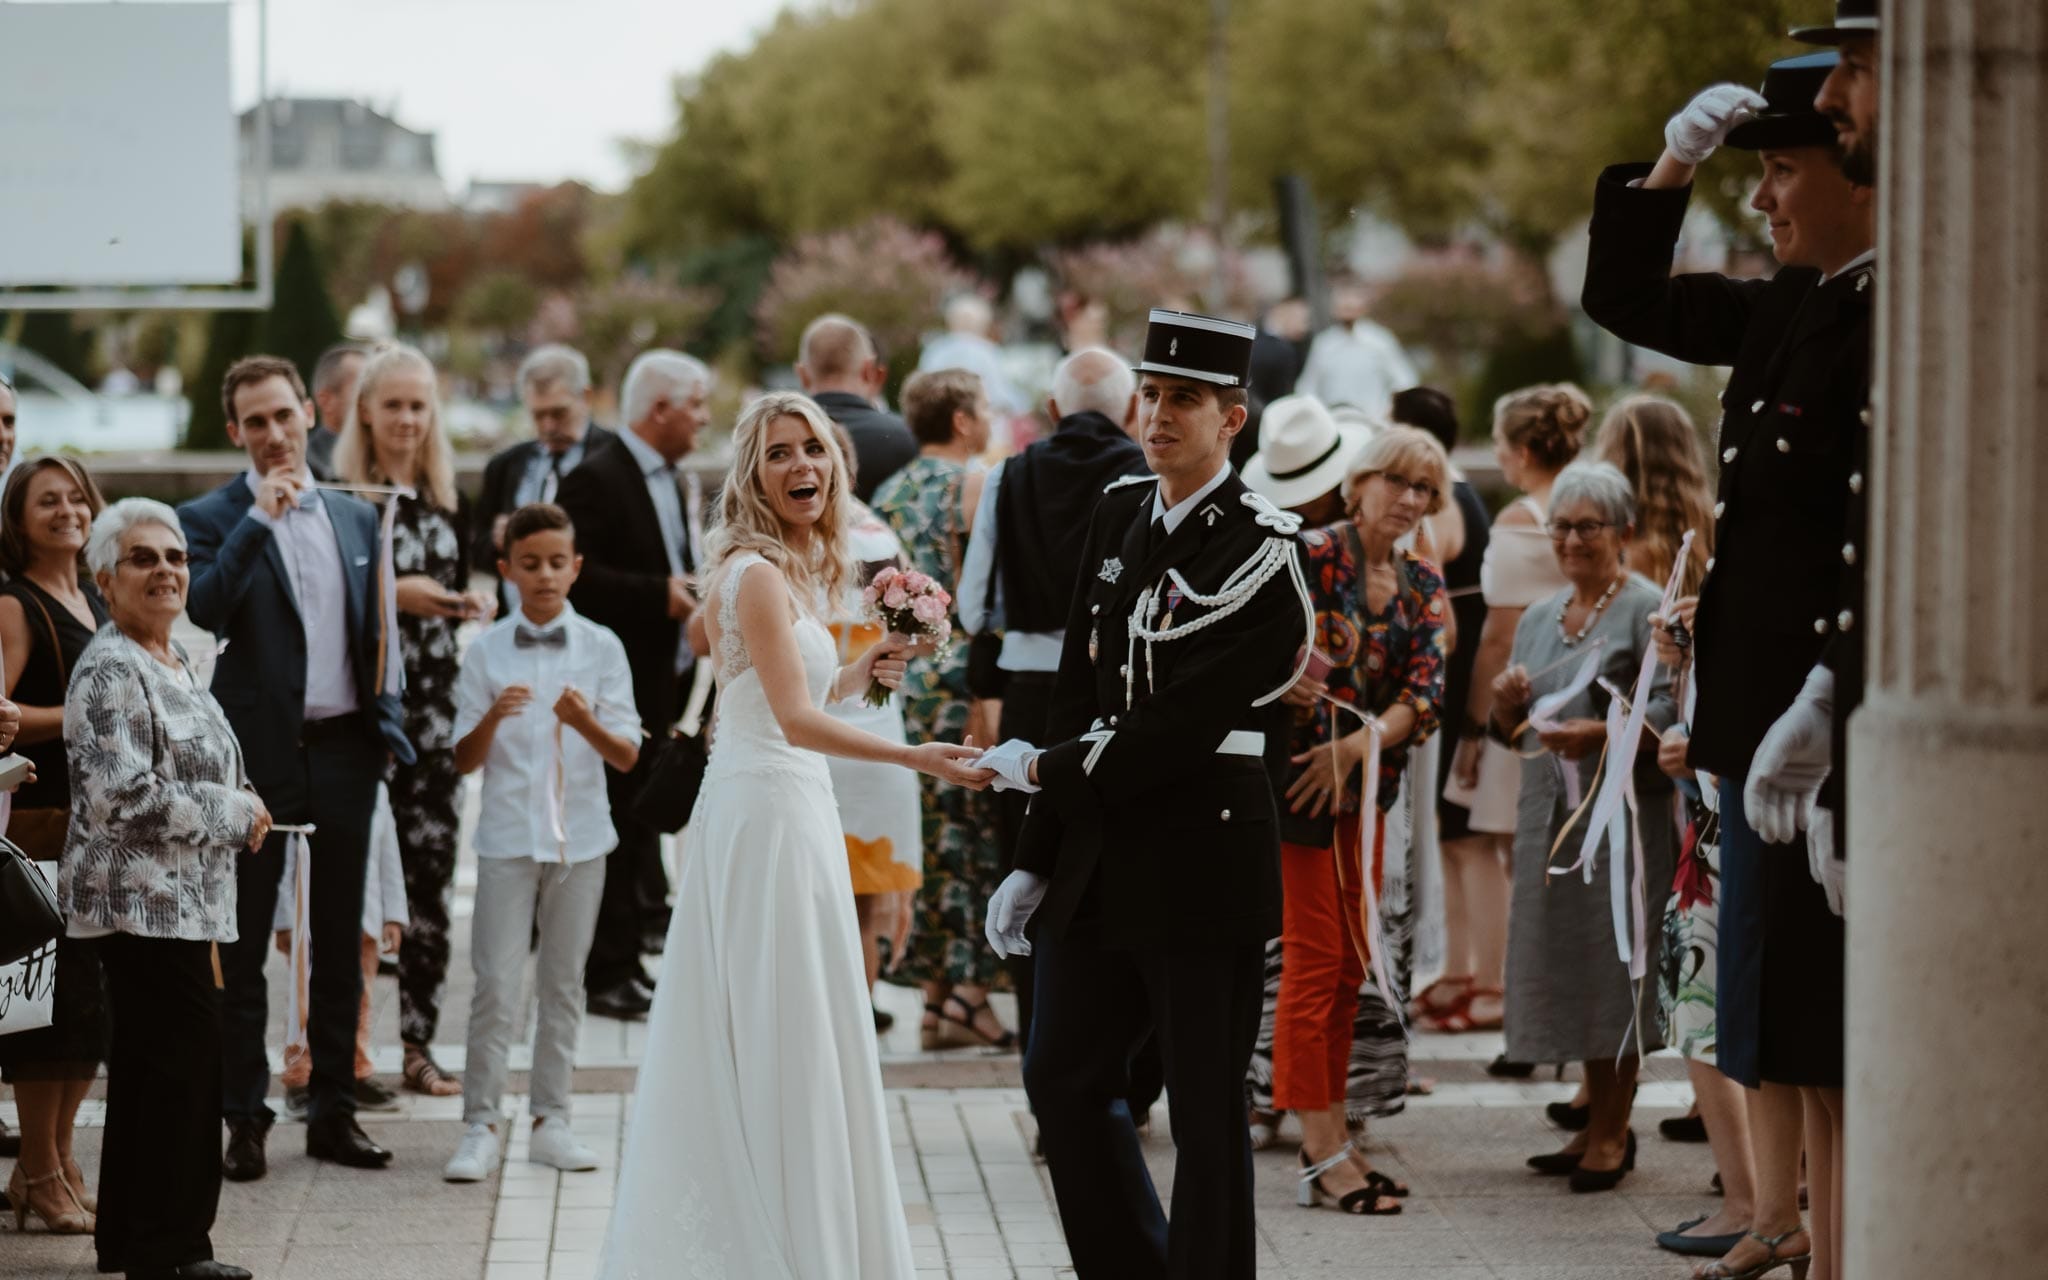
[529,1115,599,1172]
[443,1123,500,1182]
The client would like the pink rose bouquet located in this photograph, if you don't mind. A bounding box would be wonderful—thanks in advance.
[858,566,953,706]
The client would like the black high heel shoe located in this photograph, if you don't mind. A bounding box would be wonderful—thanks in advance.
[1546,1099,1591,1130]
[1566,1130,1636,1193]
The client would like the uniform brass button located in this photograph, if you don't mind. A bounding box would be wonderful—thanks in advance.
[1723,446,1738,463]
[1108,715,1119,726]
[1838,610,1855,631]
[1849,472,1864,494]
[1091,603,1101,615]
[1814,618,1829,635]
[1751,399,1766,413]
[1776,438,1791,453]
[1860,407,1873,426]
[1118,664,1129,677]
[1220,809,1232,822]
[1705,556,1716,572]
[1712,501,1726,519]
[1843,543,1857,564]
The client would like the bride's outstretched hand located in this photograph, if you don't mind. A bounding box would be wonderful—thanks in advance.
[910,739,997,789]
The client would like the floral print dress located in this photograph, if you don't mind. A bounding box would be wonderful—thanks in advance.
[871,456,1005,987]
[386,490,473,1046]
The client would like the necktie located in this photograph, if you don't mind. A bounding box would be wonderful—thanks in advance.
[675,470,697,574]
[540,451,566,505]
[515,625,567,650]
[1145,514,1168,559]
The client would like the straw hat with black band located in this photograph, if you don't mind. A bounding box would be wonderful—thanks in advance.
[1242,395,1372,511]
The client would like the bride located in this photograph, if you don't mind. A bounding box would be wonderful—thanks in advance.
[600,392,993,1280]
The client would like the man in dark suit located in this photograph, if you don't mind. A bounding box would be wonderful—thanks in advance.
[796,313,916,502]
[304,342,365,482]
[180,355,415,1179]
[556,349,709,1020]
[471,344,618,612]
[979,311,1312,1279]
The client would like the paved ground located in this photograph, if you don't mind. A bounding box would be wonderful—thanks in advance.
[0,782,1727,1279]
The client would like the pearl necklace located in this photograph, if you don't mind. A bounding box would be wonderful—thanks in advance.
[1556,576,1622,647]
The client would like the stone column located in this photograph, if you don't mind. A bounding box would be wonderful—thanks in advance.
[1849,2,2048,1277]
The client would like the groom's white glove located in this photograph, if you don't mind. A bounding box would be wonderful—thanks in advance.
[1664,84,1770,165]
[1744,664,1834,844]
[974,738,1043,794]
[985,869,1047,959]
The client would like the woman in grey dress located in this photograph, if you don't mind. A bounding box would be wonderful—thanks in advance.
[1485,462,1676,1193]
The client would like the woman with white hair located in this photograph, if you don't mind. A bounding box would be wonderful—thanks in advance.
[338,343,494,1098]
[1484,461,1677,1193]
[61,499,270,1280]
[600,392,989,1278]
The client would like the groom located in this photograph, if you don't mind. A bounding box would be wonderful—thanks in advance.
[978,310,1311,1279]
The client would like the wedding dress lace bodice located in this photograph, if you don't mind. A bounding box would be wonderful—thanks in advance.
[704,552,835,785]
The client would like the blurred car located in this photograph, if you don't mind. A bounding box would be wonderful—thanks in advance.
[1,343,187,454]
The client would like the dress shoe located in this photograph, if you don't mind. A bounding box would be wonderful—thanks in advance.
[306,1114,393,1169]
[587,979,653,1021]
[872,1006,895,1033]
[1660,1111,1709,1142]
[282,1085,311,1121]
[222,1115,273,1183]
[353,1076,402,1112]
[129,1261,254,1279]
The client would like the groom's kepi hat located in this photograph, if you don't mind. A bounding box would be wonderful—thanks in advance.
[1135,309,1256,388]
[1791,0,1878,45]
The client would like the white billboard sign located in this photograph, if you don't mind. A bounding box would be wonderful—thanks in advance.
[0,2,239,287]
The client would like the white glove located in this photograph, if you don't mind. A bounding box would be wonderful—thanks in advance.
[985,869,1048,959]
[1744,665,1835,844]
[1807,807,1844,917]
[1664,84,1770,165]
[974,738,1043,794]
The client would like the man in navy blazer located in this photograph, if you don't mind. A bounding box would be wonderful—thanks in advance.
[180,355,414,1180]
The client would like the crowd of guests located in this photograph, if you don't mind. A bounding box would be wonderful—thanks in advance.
[0,15,1874,1268]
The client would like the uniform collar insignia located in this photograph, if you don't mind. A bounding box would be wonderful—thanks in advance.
[1199,502,1225,528]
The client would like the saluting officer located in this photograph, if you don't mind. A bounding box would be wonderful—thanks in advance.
[976,310,1313,1280]
[1581,53,1870,1110]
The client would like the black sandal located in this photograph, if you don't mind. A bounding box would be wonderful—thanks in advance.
[917,1002,948,1051]
[1361,1167,1411,1199]
[938,992,1017,1050]
[1298,1144,1402,1214]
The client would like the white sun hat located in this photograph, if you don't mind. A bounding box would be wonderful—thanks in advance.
[1242,394,1373,510]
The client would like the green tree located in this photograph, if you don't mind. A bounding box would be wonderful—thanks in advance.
[185,307,259,451]
[259,219,345,389]
[936,0,1208,251]
[15,311,92,384]
[454,270,541,337]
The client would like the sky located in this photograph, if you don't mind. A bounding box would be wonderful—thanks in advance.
[222,0,797,192]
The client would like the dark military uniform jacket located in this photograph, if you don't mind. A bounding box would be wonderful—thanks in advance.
[1582,162,1873,786]
[1014,469,1308,947]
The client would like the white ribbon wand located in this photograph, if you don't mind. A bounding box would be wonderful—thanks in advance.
[278,823,317,1062]
[1318,698,1404,1032]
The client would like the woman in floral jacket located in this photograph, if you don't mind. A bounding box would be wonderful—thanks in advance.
[1271,428,1450,1216]
[61,499,270,1280]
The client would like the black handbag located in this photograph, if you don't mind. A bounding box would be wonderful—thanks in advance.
[633,661,716,835]
[0,834,62,967]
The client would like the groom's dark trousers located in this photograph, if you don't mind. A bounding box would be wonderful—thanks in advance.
[1025,932,1264,1279]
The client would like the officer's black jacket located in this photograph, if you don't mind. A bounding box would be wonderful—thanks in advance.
[1015,470,1303,947]
[1582,163,1873,782]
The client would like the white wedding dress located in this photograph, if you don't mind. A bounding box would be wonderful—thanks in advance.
[599,554,915,1280]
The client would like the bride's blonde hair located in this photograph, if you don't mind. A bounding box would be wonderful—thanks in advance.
[704,391,856,613]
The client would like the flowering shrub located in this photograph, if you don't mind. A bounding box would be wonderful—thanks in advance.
[754,217,979,371]
[1048,226,1263,354]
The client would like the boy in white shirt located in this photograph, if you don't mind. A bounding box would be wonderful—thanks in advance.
[444,503,640,1181]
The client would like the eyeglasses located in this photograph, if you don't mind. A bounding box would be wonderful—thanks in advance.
[120,547,189,570]
[1375,472,1439,503]
[1547,520,1613,543]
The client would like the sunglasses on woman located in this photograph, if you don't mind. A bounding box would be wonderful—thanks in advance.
[119,547,189,570]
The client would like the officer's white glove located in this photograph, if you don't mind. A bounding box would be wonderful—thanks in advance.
[974,738,1043,794]
[1807,807,1845,917]
[985,869,1048,959]
[1664,84,1771,165]
[1744,665,1835,844]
